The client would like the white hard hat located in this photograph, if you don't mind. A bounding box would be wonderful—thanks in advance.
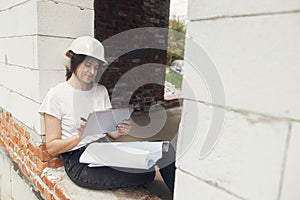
[66,36,107,64]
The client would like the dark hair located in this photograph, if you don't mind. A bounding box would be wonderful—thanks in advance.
[65,53,87,81]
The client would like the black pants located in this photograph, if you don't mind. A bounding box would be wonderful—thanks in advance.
[61,141,176,193]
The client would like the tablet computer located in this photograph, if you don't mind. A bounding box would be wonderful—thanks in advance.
[82,108,134,138]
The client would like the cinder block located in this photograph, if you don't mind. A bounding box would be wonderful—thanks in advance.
[280,122,300,200]
[0,0,37,37]
[174,169,240,200]
[55,0,94,10]
[0,63,40,102]
[37,0,94,38]
[0,36,37,69]
[39,70,66,102]
[37,36,73,71]
[176,100,289,200]
[182,13,300,119]
[188,0,300,20]
[0,0,27,11]
[0,86,43,134]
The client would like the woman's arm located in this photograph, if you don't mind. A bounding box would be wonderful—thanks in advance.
[44,113,81,156]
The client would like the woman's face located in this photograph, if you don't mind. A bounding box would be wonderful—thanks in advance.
[75,57,100,84]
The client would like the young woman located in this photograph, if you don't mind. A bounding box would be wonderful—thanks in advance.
[39,36,175,192]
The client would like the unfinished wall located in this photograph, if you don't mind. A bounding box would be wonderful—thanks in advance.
[175,0,300,199]
[0,0,95,199]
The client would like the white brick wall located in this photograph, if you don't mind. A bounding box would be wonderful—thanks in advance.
[280,123,300,200]
[0,0,37,37]
[182,13,300,119]
[37,36,73,71]
[0,0,94,135]
[176,0,300,199]
[188,0,300,20]
[49,0,93,10]
[0,0,30,11]
[0,63,39,101]
[175,170,241,200]
[37,0,94,38]
[177,100,289,200]
[0,36,37,69]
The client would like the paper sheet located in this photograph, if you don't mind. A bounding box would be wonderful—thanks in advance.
[79,141,169,169]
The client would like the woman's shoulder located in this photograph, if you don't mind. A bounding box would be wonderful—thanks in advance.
[94,84,108,92]
[47,82,69,96]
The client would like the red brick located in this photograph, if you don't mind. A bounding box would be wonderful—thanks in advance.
[5,112,11,121]
[36,181,44,194]
[1,119,6,127]
[54,184,70,200]
[9,123,13,130]
[39,144,47,151]
[36,158,48,171]
[28,142,37,154]
[3,134,9,144]
[43,189,53,200]
[8,140,14,149]
[19,127,25,135]
[21,143,28,153]
[20,135,28,145]
[8,147,14,158]
[47,158,63,168]
[18,151,25,162]
[33,166,42,177]
[0,138,4,147]
[42,177,57,191]
[25,157,42,177]
[25,158,34,171]
[11,134,19,145]
[37,151,57,162]
[2,141,8,152]
[13,122,21,132]
[27,150,36,162]
[20,162,30,179]
[3,127,8,136]
[17,137,22,149]
[12,126,17,135]
[25,131,30,139]
[20,135,28,153]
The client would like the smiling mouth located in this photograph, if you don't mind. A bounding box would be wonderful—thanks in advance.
[85,75,93,79]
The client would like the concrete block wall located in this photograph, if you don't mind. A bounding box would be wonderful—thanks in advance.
[174,0,300,200]
[0,0,95,199]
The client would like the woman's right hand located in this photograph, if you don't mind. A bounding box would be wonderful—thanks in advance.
[76,121,85,142]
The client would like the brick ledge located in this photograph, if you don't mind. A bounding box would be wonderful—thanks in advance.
[43,167,161,200]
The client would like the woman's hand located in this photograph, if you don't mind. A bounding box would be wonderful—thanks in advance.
[108,119,132,139]
[76,121,86,142]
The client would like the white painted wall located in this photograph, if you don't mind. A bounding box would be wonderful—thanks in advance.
[175,0,300,199]
[0,0,94,135]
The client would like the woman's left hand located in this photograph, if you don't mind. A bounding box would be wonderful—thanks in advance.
[108,119,132,139]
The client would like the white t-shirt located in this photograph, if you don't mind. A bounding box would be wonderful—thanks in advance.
[39,82,112,151]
